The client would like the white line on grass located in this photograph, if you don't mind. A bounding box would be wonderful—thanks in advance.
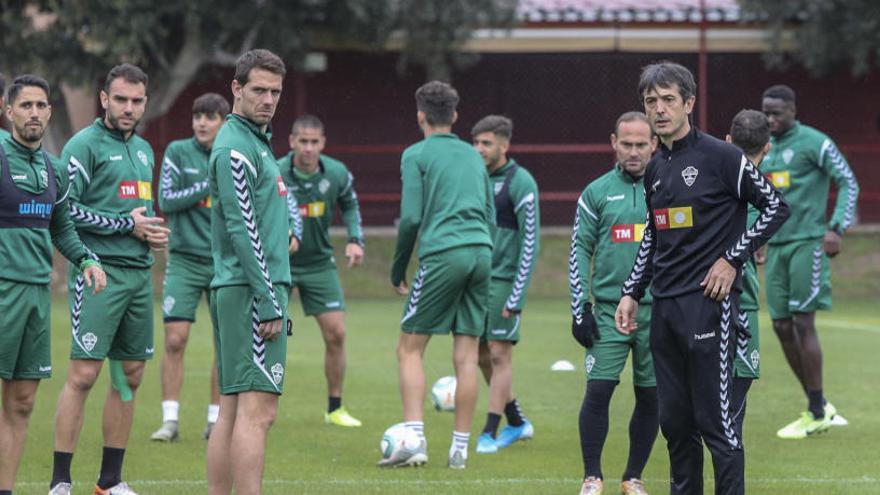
[818,318,879,333]
[19,476,880,487]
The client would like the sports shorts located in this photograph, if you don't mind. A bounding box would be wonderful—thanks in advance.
[734,309,760,379]
[586,301,655,386]
[0,279,52,379]
[162,252,213,322]
[765,239,831,319]
[482,278,521,343]
[400,245,491,337]
[68,264,153,361]
[210,284,289,395]
[290,268,345,316]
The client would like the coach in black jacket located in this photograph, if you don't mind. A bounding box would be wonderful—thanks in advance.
[615,62,790,495]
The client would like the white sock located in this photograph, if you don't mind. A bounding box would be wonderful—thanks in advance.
[162,400,179,423]
[450,431,470,459]
[404,421,425,442]
[207,404,220,423]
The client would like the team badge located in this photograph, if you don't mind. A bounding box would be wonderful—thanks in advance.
[585,355,596,373]
[271,363,285,385]
[681,166,698,187]
[750,350,760,370]
[39,169,49,188]
[494,182,504,195]
[82,332,98,352]
[137,150,150,167]
[319,179,331,195]
[782,148,794,165]
[163,296,176,315]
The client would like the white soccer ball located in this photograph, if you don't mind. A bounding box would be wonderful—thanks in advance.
[430,375,456,412]
[379,423,421,461]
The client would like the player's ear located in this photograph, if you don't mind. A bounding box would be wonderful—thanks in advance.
[610,133,618,148]
[451,111,458,125]
[288,133,296,149]
[762,142,771,154]
[684,95,696,114]
[725,134,732,144]
[99,90,109,110]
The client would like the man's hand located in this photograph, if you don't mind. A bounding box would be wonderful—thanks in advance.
[502,307,518,319]
[130,206,164,240]
[258,318,283,341]
[82,265,107,295]
[571,303,600,348]
[288,232,300,254]
[700,257,736,301]
[615,296,639,335]
[393,279,409,296]
[345,242,364,268]
[145,225,170,251]
[823,230,841,258]
[754,245,767,265]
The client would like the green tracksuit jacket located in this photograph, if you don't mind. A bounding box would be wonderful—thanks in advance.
[391,132,494,286]
[489,159,540,312]
[159,137,212,258]
[570,165,652,321]
[0,136,92,283]
[277,152,363,274]
[63,118,156,268]
[762,121,859,243]
[209,113,291,321]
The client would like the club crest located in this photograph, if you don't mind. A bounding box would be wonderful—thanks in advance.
[163,296,175,315]
[271,363,284,384]
[750,350,760,369]
[137,150,150,167]
[681,166,698,187]
[82,332,98,352]
[782,148,794,165]
[319,179,331,195]
[585,355,596,373]
[494,182,504,195]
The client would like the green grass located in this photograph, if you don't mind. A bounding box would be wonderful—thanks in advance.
[15,233,880,494]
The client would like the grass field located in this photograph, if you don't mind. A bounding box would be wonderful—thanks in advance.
[16,234,880,494]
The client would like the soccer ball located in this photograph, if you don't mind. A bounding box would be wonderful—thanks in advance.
[430,375,456,412]
[379,423,420,460]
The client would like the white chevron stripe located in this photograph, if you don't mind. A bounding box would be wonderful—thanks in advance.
[251,301,280,392]
[719,296,739,449]
[230,154,281,317]
[70,205,135,231]
[821,140,858,230]
[401,265,428,324]
[622,209,654,297]
[725,161,782,261]
[569,208,585,321]
[506,199,537,310]
[67,155,90,184]
[70,275,92,357]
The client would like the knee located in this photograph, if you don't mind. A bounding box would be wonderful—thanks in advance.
[68,367,101,392]
[585,380,617,407]
[489,350,511,370]
[123,363,146,390]
[453,350,478,370]
[323,326,345,348]
[5,392,36,420]
[165,331,189,354]
[772,319,794,339]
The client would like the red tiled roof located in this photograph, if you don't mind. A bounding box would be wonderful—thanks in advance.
[518,0,743,23]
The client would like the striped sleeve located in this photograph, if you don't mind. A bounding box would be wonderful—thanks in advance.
[504,178,540,312]
[723,155,791,268]
[215,148,282,321]
[818,139,859,233]
[158,149,209,213]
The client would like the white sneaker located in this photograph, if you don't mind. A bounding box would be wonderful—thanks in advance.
[48,482,72,495]
[94,481,138,494]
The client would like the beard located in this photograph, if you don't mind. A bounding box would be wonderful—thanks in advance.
[107,111,139,132]
[14,122,44,143]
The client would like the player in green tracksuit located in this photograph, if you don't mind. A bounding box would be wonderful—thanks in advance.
[470,116,539,454]
[151,93,230,443]
[0,75,106,495]
[51,64,168,495]
[277,114,364,427]
[382,81,494,470]
[205,49,292,495]
[726,109,775,447]
[761,85,860,439]
[569,112,659,495]
[0,73,9,141]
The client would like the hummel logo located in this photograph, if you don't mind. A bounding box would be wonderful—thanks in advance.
[12,174,27,180]
[261,151,268,157]
[607,194,624,201]
[184,167,200,174]
[695,331,716,340]
[145,347,155,354]
[39,365,52,372]
[109,155,123,161]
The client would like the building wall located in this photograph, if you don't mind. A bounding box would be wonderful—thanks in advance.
[143,51,880,225]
